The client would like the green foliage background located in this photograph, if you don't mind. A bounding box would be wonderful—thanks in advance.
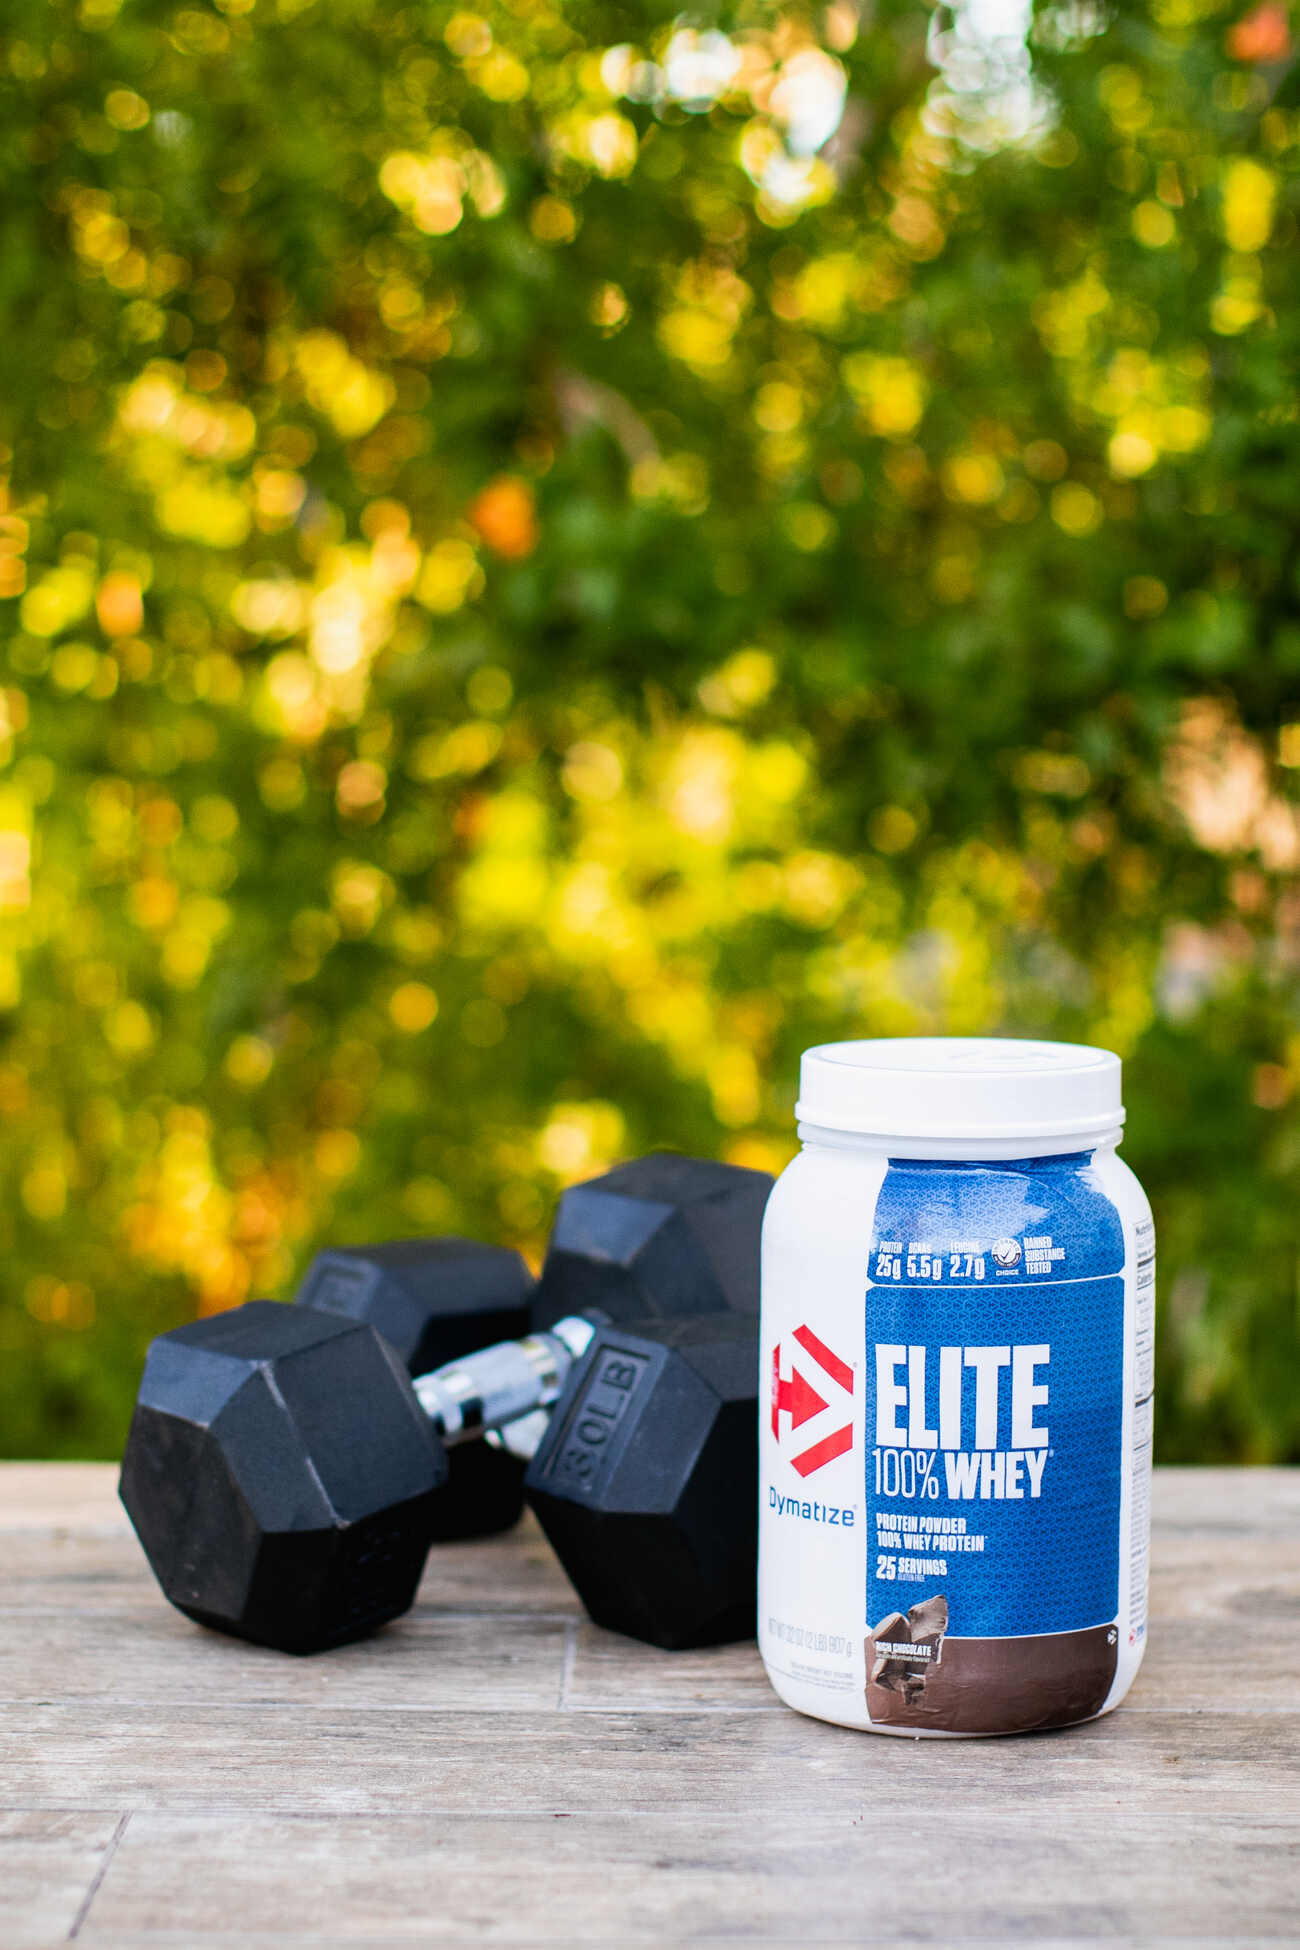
[1,0,1297,1461]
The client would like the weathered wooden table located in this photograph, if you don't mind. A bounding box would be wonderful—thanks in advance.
[1,1465,1297,1946]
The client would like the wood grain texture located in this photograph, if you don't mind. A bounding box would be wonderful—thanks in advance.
[7,1702,1300,1814]
[57,1943,1300,1950]
[0,1469,580,1617]
[0,1811,124,1949]
[0,1464,1295,1946]
[55,1940,1300,1950]
[73,1807,1300,1944]
[0,1610,573,1711]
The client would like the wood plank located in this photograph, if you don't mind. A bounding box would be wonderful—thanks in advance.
[1,1528,154,1608]
[64,1941,1297,1950]
[4,1462,1296,1533]
[0,1809,125,1950]
[64,1941,1296,1950]
[3,1703,1299,1817]
[1129,1613,1300,1711]
[0,1610,570,1712]
[21,1566,1298,1729]
[564,1516,1300,1715]
[9,1526,1296,1621]
[410,1516,580,1617]
[1150,1467,1300,1531]
[565,1624,1300,1716]
[0,1524,580,1617]
[75,1808,1300,1944]
[1140,1466,1300,1711]
[0,1464,131,1529]
[66,1941,1291,1950]
[565,1596,1300,1716]
[564,1624,774,1710]
[0,1489,579,1620]
[0,1465,1297,1948]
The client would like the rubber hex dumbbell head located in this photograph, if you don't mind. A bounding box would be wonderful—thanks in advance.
[297,1237,534,1540]
[119,1302,448,1653]
[529,1154,772,1331]
[524,1313,759,1649]
[297,1237,533,1372]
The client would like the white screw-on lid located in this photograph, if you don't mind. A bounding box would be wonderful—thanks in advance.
[795,1037,1123,1143]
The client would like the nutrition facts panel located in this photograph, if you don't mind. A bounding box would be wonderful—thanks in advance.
[1134,1217,1156,1404]
[1129,1393,1153,1637]
[1128,1214,1155,1642]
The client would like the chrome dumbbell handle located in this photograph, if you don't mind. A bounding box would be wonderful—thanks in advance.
[412,1314,595,1448]
[484,1408,552,1462]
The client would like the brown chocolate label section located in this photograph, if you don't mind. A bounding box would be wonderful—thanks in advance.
[866,1620,1118,1734]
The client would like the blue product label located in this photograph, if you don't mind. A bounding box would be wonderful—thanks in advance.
[864,1155,1125,1732]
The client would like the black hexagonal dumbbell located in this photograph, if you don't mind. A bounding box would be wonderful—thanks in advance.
[407,1307,761,1647]
[530,1152,771,1330]
[120,1301,449,1654]
[296,1237,534,1541]
[523,1312,759,1648]
[119,1299,602,1654]
[120,1297,759,1654]
[120,1153,771,1653]
[289,1154,770,1541]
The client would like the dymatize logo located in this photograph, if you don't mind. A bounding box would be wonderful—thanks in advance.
[771,1326,855,1477]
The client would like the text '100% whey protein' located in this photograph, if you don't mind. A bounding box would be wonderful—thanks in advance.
[758,1037,1154,1737]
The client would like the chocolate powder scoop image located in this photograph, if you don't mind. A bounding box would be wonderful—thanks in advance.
[867,1594,949,1705]
[906,1594,947,1642]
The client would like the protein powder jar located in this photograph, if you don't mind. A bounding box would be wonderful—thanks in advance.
[758,1038,1154,1737]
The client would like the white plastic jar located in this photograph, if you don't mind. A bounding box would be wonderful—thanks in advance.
[758,1038,1154,1737]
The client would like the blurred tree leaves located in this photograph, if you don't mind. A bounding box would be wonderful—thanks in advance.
[0,0,1297,1460]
